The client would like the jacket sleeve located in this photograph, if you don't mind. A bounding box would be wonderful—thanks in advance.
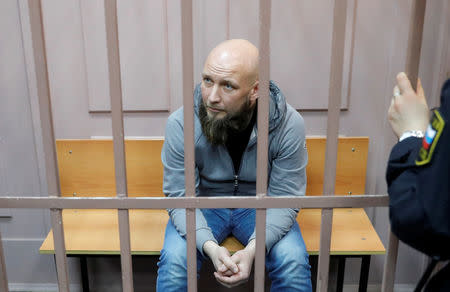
[249,111,308,253]
[386,81,450,258]
[161,112,217,256]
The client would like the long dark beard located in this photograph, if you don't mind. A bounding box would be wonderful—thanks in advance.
[199,99,254,145]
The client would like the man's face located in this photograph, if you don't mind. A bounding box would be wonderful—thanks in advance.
[199,55,257,145]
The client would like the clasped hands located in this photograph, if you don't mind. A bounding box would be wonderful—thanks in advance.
[203,239,256,288]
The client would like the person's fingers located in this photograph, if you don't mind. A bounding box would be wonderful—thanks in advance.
[214,271,244,284]
[396,72,414,96]
[221,269,235,276]
[219,255,239,274]
[416,78,428,107]
[416,78,424,98]
[217,264,227,273]
[393,85,400,98]
[214,273,233,288]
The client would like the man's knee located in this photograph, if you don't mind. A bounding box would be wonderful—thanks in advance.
[270,241,310,271]
[158,244,187,272]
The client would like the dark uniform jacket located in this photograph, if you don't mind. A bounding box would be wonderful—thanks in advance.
[386,79,450,291]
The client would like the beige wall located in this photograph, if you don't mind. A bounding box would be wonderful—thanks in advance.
[1,0,450,290]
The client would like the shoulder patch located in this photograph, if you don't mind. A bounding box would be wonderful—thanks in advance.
[416,110,445,165]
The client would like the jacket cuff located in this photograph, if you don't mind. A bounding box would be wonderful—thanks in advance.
[196,228,217,257]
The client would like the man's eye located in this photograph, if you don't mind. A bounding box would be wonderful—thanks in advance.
[224,83,234,90]
[203,77,212,84]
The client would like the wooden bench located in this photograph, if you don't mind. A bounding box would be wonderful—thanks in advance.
[40,137,385,291]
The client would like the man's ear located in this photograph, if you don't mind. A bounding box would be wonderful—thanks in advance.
[249,81,259,103]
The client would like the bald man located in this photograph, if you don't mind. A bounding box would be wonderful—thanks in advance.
[157,39,312,291]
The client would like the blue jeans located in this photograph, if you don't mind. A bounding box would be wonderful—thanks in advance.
[156,208,312,291]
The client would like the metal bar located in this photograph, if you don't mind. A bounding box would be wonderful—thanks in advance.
[323,0,347,196]
[180,1,196,291]
[317,208,333,292]
[318,1,347,291]
[27,1,70,291]
[225,0,230,40]
[50,210,70,292]
[254,208,266,291]
[103,1,133,291]
[163,0,172,108]
[0,195,390,209]
[254,0,271,290]
[80,256,90,292]
[381,230,399,292]
[358,255,370,292]
[405,0,427,91]
[117,210,133,291]
[0,231,9,292]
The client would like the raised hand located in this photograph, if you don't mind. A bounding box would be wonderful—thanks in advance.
[388,72,429,138]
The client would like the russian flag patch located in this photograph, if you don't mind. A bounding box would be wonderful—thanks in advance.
[416,110,445,166]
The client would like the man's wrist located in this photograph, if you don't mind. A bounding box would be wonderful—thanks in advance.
[203,240,218,256]
[244,239,256,257]
[399,130,424,142]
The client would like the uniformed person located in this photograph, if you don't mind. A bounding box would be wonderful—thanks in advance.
[386,72,450,291]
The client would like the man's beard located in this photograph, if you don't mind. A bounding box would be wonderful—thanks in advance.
[199,98,255,145]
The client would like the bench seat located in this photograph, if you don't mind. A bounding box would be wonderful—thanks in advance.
[40,208,384,256]
[39,138,385,291]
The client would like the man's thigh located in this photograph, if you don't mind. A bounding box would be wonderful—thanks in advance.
[200,208,233,243]
[267,221,309,266]
[230,208,256,245]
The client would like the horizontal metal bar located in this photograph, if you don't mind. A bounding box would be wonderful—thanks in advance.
[0,195,389,209]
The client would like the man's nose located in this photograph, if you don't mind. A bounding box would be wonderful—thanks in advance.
[208,85,221,104]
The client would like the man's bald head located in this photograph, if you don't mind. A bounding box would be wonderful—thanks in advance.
[204,39,259,86]
[199,39,260,145]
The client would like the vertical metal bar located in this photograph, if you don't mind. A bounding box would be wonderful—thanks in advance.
[318,0,347,291]
[381,3,425,291]
[254,0,271,291]
[103,1,134,291]
[317,208,333,292]
[405,0,427,91]
[163,0,172,108]
[0,232,9,292]
[27,1,70,291]
[225,0,230,40]
[180,1,197,291]
[381,230,399,292]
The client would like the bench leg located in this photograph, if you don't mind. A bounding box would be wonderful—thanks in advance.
[80,256,90,292]
[336,256,346,292]
[358,255,370,292]
[310,255,318,292]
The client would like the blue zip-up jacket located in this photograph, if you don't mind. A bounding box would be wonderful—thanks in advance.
[161,81,307,256]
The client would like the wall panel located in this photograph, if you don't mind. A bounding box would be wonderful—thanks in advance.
[82,0,170,112]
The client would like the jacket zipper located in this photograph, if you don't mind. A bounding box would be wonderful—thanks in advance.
[227,149,246,195]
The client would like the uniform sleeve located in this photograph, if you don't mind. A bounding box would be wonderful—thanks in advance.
[249,112,308,253]
[386,81,450,258]
[161,113,217,256]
